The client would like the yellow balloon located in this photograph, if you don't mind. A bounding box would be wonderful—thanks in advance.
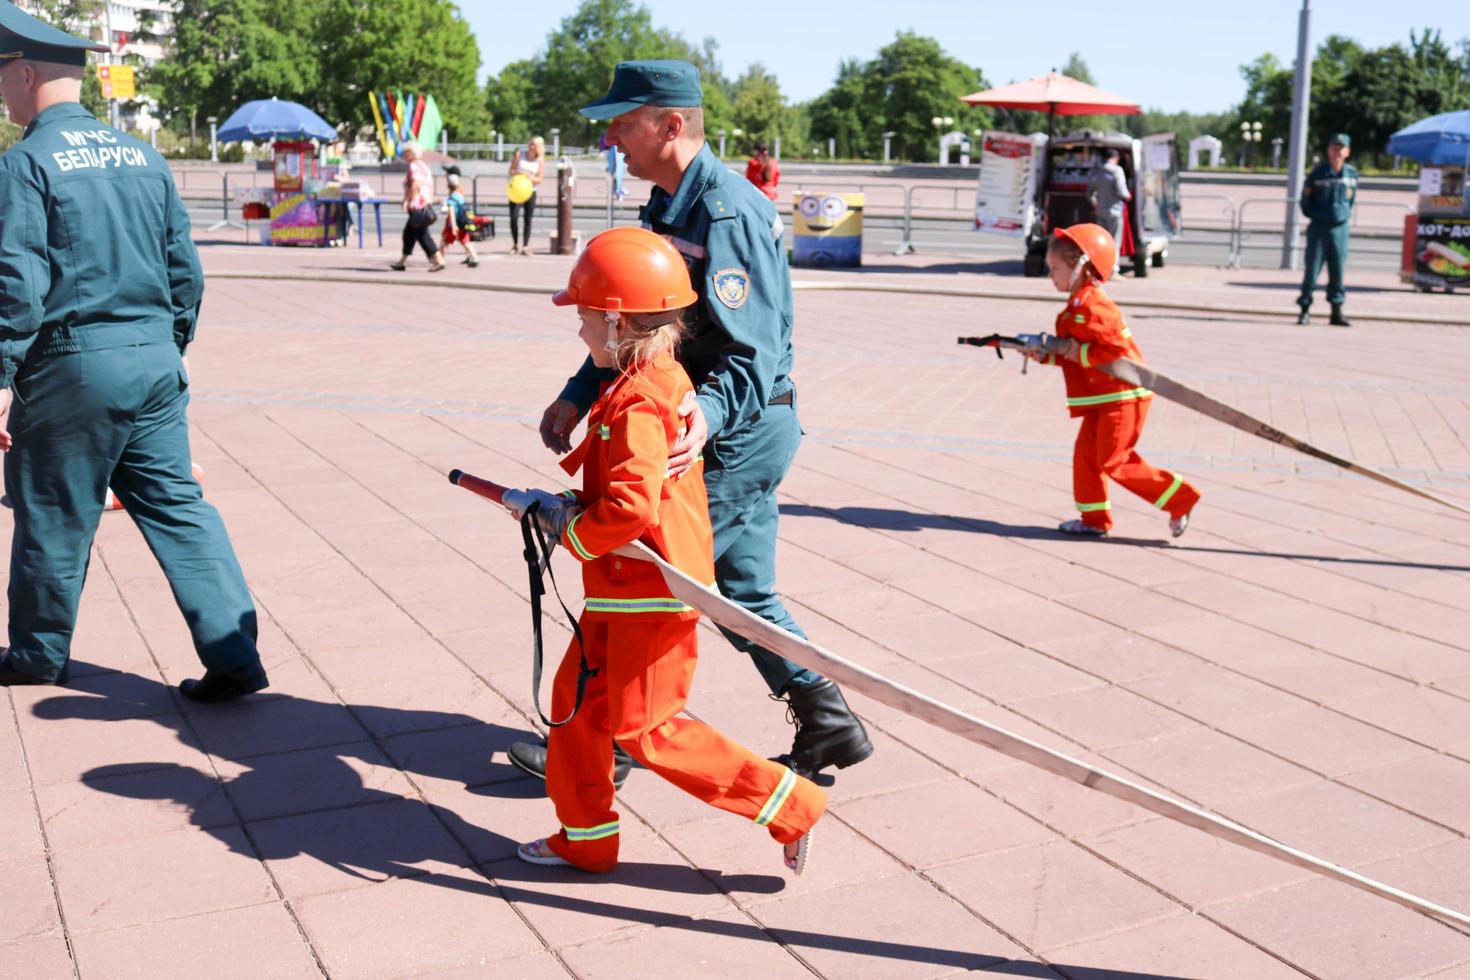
[508,173,534,204]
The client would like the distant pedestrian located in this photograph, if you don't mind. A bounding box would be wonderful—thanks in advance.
[602,135,628,199]
[509,136,545,255]
[1297,133,1358,327]
[1088,148,1131,274]
[745,139,780,201]
[392,142,444,272]
[441,172,480,267]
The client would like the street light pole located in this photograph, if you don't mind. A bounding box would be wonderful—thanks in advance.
[1282,0,1313,270]
[882,130,896,164]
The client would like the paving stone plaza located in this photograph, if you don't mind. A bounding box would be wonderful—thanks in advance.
[4,238,1470,979]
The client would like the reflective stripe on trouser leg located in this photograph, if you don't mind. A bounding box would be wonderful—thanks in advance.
[1072,411,1111,529]
[605,618,827,844]
[704,401,817,695]
[1093,400,1201,519]
[545,617,619,872]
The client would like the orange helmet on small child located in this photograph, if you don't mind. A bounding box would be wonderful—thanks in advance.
[1053,223,1118,283]
[552,227,699,312]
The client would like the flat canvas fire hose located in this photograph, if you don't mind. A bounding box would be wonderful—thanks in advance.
[958,335,1470,517]
[448,468,1470,929]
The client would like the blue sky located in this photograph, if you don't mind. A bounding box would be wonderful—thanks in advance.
[459,0,1470,114]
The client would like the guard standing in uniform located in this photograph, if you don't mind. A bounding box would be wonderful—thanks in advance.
[509,60,874,785]
[0,2,268,700]
[1296,134,1358,327]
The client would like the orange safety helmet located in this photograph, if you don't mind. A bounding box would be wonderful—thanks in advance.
[551,227,699,312]
[1053,223,1118,283]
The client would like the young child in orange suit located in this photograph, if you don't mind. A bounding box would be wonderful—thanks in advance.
[507,227,825,875]
[1027,224,1201,537]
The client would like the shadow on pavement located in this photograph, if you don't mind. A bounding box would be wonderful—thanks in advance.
[1225,279,1409,294]
[848,258,1028,277]
[781,503,1470,573]
[27,670,1189,974]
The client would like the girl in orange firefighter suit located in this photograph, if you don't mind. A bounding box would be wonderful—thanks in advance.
[1026,224,1201,537]
[507,227,825,875]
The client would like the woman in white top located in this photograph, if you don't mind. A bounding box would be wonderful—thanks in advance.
[508,136,545,255]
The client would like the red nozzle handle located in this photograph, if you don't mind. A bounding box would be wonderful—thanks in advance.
[448,469,508,505]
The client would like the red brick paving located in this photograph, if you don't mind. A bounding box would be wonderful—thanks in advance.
[3,242,1469,976]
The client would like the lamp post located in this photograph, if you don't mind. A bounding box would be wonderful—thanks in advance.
[550,127,560,159]
[718,129,727,158]
[1271,136,1284,169]
[932,115,954,164]
[207,116,218,163]
[882,130,896,164]
[1239,120,1262,167]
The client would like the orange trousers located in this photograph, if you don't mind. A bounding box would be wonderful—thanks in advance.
[544,616,827,872]
[1073,400,1200,531]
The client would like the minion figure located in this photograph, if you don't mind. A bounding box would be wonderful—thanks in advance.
[792,193,864,267]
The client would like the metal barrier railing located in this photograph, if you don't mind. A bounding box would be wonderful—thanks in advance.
[1230,196,1411,268]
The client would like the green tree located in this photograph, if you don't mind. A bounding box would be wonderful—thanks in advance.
[317,0,487,142]
[149,0,488,150]
[807,33,988,161]
[485,59,536,143]
[730,63,791,152]
[806,58,868,158]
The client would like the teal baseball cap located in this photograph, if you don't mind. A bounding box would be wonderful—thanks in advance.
[579,60,703,121]
[1328,133,1351,147]
[0,0,108,67]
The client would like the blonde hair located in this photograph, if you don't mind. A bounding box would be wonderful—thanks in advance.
[400,141,420,158]
[529,136,545,156]
[611,311,684,374]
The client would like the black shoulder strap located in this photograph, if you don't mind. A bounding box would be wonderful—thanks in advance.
[521,502,596,728]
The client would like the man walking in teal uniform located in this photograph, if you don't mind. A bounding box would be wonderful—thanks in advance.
[509,61,873,784]
[0,2,267,700]
[1297,133,1358,327]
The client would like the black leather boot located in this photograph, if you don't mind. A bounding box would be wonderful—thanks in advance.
[179,660,269,703]
[774,678,874,778]
[1295,308,1310,326]
[507,739,633,789]
[1330,304,1351,327]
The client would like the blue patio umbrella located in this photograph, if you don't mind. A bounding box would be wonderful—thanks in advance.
[1387,110,1470,165]
[216,97,336,142]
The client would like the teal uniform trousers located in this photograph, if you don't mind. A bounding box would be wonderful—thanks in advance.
[1297,161,1358,310]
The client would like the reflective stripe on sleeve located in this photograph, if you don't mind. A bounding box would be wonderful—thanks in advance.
[1154,475,1184,510]
[1079,342,1091,368]
[584,597,694,614]
[565,513,597,560]
[1066,387,1152,408]
[754,768,797,826]
[1076,500,1112,513]
[563,820,619,841]
[598,424,611,441]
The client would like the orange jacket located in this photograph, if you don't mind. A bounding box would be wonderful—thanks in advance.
[745,156,780,201]
[558,350,715,621]
[1045,281,1154,418]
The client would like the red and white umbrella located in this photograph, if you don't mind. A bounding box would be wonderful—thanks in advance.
[961,71,1140,130]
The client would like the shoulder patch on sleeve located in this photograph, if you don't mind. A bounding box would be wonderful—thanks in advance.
[712,268,750,309]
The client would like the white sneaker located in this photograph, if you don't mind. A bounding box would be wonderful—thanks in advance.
[1170,512,1190,538]
[1058,519,1107,537]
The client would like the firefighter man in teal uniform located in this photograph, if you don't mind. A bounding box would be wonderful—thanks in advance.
[1297,133,1358,327]
[508,61,874,785]
[0,1,268,700]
